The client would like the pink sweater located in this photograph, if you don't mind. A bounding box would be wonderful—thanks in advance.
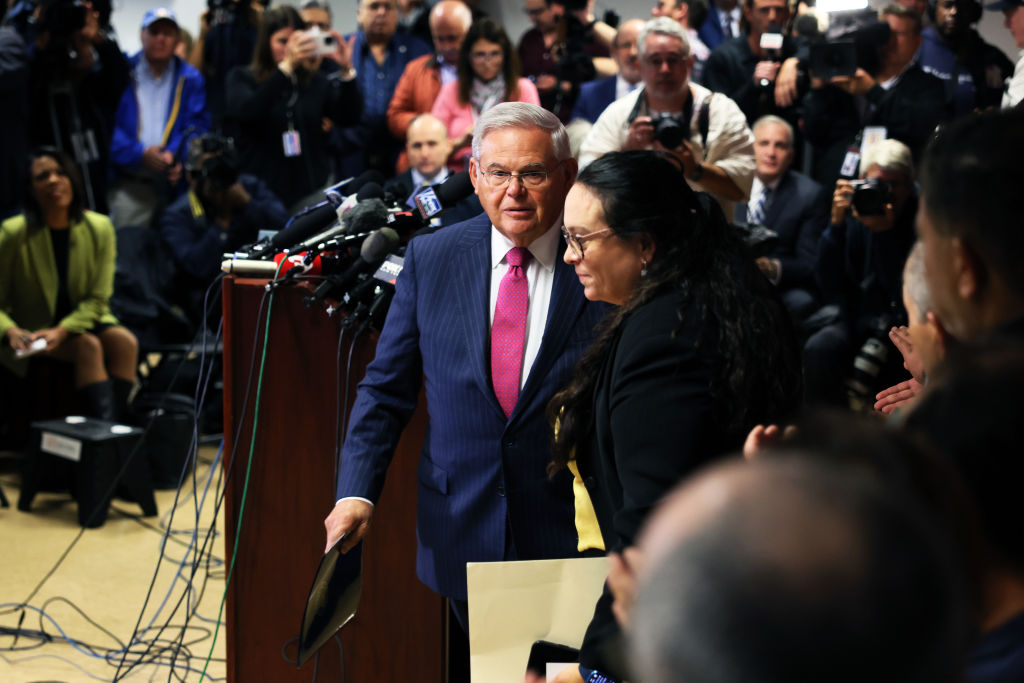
[430,78,541,172]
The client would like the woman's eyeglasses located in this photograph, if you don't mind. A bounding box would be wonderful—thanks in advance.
[561,226,613,260]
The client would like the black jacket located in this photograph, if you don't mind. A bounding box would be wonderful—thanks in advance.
[226,66,361,208]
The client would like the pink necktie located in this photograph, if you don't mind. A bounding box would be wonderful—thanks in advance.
[491,247,530,418]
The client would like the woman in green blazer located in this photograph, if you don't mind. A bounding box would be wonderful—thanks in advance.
[0,148,138,420]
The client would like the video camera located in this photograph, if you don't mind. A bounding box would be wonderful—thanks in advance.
[187,134,240,194]
[807,10,891,80]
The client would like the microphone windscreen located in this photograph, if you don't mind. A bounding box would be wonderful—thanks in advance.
[360,228,400,263]
[346,170,386,195]
[435,171,474,208]
[356,182,385,201]
[343,198,390,235]
[268,202,340,254]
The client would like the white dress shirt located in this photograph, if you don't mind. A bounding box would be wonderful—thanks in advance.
[1004,50,1024,108]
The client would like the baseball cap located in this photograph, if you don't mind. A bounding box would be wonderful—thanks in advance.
[984,0,1023,11]
[141,7,179,30]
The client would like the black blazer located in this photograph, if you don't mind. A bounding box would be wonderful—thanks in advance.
[576,286,801,677]
[577,290,732,676]
[735,170,829,289]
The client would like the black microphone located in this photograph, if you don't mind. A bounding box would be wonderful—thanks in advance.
[759,26,784,88]
[413,171,474,222]
[306,228,400,307]
[290,184,389,253]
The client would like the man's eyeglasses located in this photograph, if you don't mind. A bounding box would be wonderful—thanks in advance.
[480,168,552,188]
[643,54,689,69]
[561,226,613,260]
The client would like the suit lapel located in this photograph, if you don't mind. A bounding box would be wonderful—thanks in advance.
[26,223,58,319]
[451,216,504,416]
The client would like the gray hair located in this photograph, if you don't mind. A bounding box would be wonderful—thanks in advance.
[752,115,794,147]
[860,139,914,179]
[903,242,931,323]
[638,17,691,58]
[471,102,571,163]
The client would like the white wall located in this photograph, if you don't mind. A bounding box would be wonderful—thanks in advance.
[111,0,1016,71]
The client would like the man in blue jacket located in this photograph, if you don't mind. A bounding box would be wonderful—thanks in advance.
[109,7,210,229]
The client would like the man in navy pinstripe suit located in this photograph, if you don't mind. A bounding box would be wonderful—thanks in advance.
[323,103,607,628]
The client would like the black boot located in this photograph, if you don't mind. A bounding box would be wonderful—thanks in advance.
[111,377,136,424]
[77,380,116,422]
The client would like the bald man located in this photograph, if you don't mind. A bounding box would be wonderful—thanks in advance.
[383,112,482,226]
[387,0,473,173]
[627,455,967,683]
[571,19,646,124]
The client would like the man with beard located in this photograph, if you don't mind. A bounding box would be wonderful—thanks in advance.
[918,0,1013,115]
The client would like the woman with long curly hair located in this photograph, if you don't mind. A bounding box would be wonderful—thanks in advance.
[547,150,803,683]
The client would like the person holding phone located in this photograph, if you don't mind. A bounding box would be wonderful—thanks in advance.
[225,5,361,208]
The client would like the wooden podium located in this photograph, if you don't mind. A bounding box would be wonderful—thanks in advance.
[221,276,447,682]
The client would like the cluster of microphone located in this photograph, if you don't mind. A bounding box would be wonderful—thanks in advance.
[222,170,475,330]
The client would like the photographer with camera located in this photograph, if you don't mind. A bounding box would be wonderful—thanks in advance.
[518,0,615,122]
[226,5,361,209]
[802,4,948,190]
[109,8,210,230]
[803,139,917,407]
[25,0,129,214]
[160,134,287,323]
[580,17,754,217]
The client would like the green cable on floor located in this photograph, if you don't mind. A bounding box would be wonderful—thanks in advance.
[199,260,287,682]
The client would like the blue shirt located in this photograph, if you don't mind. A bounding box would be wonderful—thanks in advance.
[348,30,430,128]
[135,58,175,148]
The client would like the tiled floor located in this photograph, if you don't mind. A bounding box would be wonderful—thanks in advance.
[0,444,228,682]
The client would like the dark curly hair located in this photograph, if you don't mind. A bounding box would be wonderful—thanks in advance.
[457,18,521,106]
[548,151,802,473]
[23,147,87,228]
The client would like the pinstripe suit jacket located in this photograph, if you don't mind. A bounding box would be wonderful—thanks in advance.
[336,212,608,600]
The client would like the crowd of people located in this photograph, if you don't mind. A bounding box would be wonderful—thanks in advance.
[2,0,1024,681]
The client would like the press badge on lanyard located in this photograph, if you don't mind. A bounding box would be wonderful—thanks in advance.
[282,128,302,157]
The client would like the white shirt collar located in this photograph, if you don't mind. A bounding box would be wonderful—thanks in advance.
[411,167,449,188]
[615,74,638,100]
[490,216,562,273]
[753,173,783,194]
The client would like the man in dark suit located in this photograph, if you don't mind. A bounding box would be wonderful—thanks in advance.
[697,0,742,50]
[324,103,606,629]
[734,115,828,321]
[384,112,483,226]
[571,18,646,124]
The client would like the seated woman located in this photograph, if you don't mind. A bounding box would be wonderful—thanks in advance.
[225,5,361,209]
[548,151,803,683]
[0,148,138,421]
[431,18,539,172]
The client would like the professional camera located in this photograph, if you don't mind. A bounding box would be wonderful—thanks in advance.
[733,223,779,259]
[844,315,895,410]
[650,112,689,150]
[808,11,891,79]
[850,177,891,217]
[187,134,239,193]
